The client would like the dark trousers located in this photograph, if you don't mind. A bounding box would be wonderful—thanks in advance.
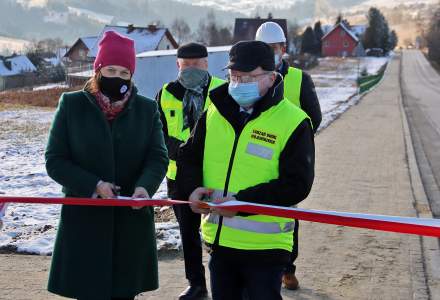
[209,253,284,300]
[285,219,299,274]
[173,203,206,286]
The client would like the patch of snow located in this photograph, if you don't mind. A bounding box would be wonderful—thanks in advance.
[156,222,181,251]
[311,56,390,131]
[43,11,69,25]
[32,83,69,91]
[0,55,36,76]
[68,69,94,78]
[67,6,115,24]
[0,36,30,56]
[174,0,300,14]
[89,26,169,57]
[80,37,98,51]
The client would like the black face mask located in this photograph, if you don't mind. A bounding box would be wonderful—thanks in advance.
[99,75,131,101]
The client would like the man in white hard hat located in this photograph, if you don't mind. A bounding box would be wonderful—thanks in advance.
[256,21,322,291]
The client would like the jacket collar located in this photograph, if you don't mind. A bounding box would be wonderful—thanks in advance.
[278,59,290,78]
[83,85,139,111]
[165,75,213,101]
[209,74,285,132]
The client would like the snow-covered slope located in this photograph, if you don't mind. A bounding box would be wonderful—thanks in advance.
[0,36,30,55]
[349,0,437,12]
[175,0,301,14]
[176,0,436,15]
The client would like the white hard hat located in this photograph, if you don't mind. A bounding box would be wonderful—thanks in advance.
[255,22,286,44]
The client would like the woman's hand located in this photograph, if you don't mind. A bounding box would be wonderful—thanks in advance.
[131,187,150,210]
[96,181,119,199]
[189,187,213,214]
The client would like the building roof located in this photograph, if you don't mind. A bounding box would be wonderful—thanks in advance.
[137,45,232,58]
[0,55,36,76]
[64,36,98,58]
[322,23,360,43]
[88,25,178,58]
[233,18,288,43]
[81,36,98,50]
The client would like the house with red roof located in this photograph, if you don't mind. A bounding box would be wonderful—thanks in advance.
[322,23,366,57]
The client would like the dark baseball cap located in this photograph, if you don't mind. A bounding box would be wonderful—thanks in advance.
[225,40,275,72]
[177,42,208,59]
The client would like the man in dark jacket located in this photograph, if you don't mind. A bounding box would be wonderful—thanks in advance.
[177,41,315,300]
[256,21,322,289]
[156,42,225,300]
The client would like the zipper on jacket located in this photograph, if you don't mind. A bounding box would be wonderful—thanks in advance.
[212,122,246,248]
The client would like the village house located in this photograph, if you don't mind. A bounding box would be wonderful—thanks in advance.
[233,17,288,46]
[88,24,178,58]
[66,24,179,87]
[0,54,37,91]
[321,23,366,57]
[64,37,97,65]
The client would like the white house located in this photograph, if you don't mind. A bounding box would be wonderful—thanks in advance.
[134,46,231,98]
[88,24,179,58]
[67,45,231,96]
[0,55,37,91]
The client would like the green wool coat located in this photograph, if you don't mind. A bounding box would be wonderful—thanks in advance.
[45,86,168,299]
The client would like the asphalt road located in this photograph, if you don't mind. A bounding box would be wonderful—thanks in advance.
[401,50,440,218]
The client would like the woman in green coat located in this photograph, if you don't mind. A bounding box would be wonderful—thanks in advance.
[45,31,168,300]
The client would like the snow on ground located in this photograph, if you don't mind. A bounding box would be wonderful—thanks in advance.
[32,83,69,91]
[0,56,389,255]
[0,36,30,56]
[311,56,389,130]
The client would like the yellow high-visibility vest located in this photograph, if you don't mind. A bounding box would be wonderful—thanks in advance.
[284,67,303,108]
[160,76,225,180]
[202,98,308,251]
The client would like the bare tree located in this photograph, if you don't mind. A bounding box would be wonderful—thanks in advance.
[171,18,191,45]
[196,11,233,46]
[288,22,301,54]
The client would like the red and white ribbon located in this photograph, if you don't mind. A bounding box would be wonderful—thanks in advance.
[1,196,439,237]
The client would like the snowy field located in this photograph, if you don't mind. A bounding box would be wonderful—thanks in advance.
[311,56,389,130]
[0,56,389,255]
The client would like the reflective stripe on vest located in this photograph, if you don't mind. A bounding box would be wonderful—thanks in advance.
[202,98,308,251]
[160,76,225,180]
[284,67,302,108]
[206,214,295,234]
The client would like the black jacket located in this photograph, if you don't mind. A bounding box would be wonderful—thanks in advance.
[155,76,214,197]
[279,59,322,132]
[176,75,315,263]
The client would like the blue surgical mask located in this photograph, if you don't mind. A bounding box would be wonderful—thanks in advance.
[228,81,262,107]
[274,53,281,66]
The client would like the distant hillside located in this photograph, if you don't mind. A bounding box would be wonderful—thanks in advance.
[1,0,245,44]
[0,36,31,55]
[1,0,436,47]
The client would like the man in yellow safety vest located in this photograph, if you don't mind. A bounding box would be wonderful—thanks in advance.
[156,42,225,300]
[256,21,322,290]
[177,40,315,300]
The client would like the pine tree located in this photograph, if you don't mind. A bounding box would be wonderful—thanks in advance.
[381,19,391,52]
[335,14,343,25]
[427,6,440,63]
[314,21,324,56]
[301,26,317,54]
[389,30,398,51]
[363,7,391,53]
